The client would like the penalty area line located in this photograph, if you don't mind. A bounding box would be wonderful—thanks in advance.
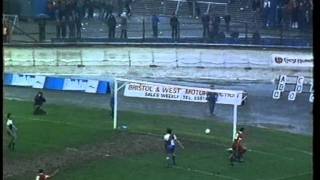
[285,147,312,156]
[16,117,107,130]
[173,166,240,180]
[270,171,312,180]
[248,149,294,161]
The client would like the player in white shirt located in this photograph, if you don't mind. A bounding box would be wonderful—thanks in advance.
[163,128,184,167]
[6,113,18,151]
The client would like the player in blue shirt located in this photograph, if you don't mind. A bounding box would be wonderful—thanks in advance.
[163,128,184,167]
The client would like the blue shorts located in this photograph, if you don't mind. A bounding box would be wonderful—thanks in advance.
[166,145,176,154]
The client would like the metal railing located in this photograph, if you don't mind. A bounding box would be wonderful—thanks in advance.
[4,15,312,47]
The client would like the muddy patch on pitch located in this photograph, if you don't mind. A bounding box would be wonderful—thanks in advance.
[3,132,163,179]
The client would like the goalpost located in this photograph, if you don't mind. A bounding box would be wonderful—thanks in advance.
[113,78,246,141]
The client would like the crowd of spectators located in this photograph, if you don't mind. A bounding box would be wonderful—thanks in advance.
[248,0,313,30]
[45,0,134,39]
[280,0,313,30]
[4,0,312,43]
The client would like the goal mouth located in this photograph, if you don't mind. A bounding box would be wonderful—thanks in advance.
[112,78,246,141]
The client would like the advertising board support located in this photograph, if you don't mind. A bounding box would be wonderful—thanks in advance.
[233,104,238,141]
[113,79,118,129]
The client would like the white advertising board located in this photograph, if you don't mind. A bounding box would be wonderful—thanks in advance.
[124,83,244,105]
[63,78,88,91]
[85,80,99,93]
[10,74,46,89]
[271,54,313,68]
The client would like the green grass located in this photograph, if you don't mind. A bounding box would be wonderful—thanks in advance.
[4,99,312,180]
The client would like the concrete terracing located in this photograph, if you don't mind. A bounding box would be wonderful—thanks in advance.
[4,43,312,82]
[3,43,313,135]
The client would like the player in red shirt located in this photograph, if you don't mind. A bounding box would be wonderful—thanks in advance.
[229,127,247,165]
[35,169,59,180]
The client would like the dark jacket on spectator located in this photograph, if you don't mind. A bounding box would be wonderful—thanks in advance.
[170,15,179,27]
[107,14,117,38]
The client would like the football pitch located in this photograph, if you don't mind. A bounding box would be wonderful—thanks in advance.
[3,99,312,180]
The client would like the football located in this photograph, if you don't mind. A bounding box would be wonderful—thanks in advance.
[205,128,211,134]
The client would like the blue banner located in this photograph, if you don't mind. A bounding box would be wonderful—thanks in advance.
[4,73,13,85]
[5,73,111,94]
[97,81,110,94]
[44,77,65,90]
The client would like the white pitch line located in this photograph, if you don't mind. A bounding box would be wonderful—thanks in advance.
[143,132,295,161]
[270,171,312,180]
[4,97,25,101]
[286,147,313,156]
[248,149,294,161]
[16,117,108,130]
[8,116,303,162]
[174,166,240,180]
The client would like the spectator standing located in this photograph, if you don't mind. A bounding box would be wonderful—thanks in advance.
[288,0,298,28]
[75,3,83,39]
[88,0,94,19]
[120,12,128,39]
[251,0,261,27]
[107,13,117,38]
[306,0,312,29]
[212,15,221,38]
[152,14,160,38]
[61,16,67,38]
[201,13,210,38]
[47,0,55,19]
[38,17,47,42]
[206,92,218,115]
[117,0,123,16]
[252,31,261,44]
[275,2,283,27]
[124,0,132,16]
[80,0,87,19]
[297,1,306,31]
[293,0,299,29]
[170,13,179,41]
[263,0,271,27]
[55,3,62,38]
[208,15,214,39]
[105,2,114,19]
[195,1,201,18]
[68,11,76,38]
[99,0,106,20]
[3,18,10,42]
[224,14,231,32]
[59,1,67,38]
